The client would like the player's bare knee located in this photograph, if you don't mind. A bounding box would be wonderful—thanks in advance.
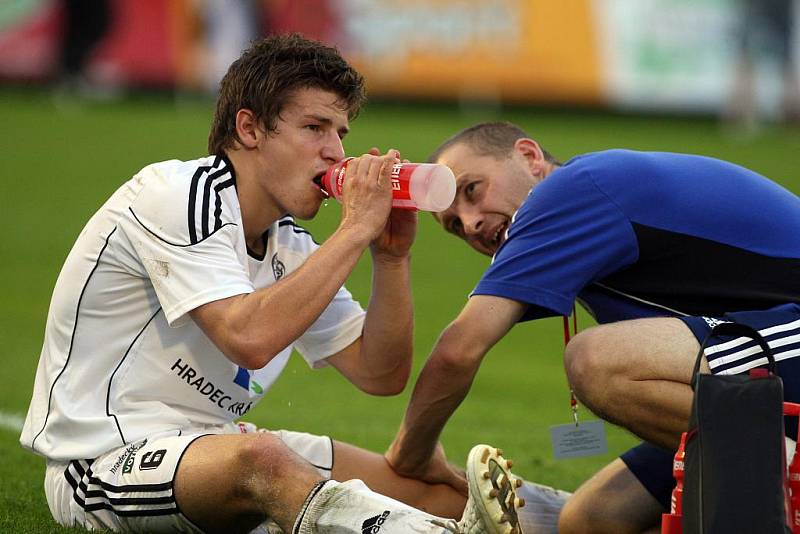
[236,433,297,482]
[564,329,608,396]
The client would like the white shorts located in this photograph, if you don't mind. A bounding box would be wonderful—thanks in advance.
[45,422,333,533]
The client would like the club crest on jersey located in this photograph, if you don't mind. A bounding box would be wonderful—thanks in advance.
[271,253,285,280]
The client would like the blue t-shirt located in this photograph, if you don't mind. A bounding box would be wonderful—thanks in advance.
[473,150,800,323]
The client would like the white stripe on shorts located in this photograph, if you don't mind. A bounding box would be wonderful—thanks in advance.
[705,320,800,375]
[704,318,800,356]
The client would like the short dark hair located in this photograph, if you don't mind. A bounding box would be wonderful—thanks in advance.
[208,33,366,156]
[427,121,560,165]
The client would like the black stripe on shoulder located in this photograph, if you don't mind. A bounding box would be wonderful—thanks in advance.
[212,177,236,233]
[31,228,118,452]
[200,165,234,240]
[187,164,213,244]
[106,308,162,446]
[188,156,228,243]
[129,207,237,248]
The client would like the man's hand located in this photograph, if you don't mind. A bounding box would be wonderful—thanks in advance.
[371,208,417,260]
[386,442,468,497]
[382,296,528,499]
[339,149,400,244]
[363,147,417,260]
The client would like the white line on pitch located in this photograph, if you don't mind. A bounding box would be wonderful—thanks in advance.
[0,411,24,433]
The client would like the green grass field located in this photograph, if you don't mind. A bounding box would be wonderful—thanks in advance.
[2,88,799,532]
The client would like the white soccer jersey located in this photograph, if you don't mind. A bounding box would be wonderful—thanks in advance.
[20,156,366,461]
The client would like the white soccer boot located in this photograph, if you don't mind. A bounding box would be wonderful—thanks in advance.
[451,444,525,534]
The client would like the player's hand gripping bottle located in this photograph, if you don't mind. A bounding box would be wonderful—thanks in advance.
[318,158,456,212]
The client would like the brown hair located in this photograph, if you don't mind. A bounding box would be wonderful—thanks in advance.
[427,121,561,165]
[208,33,366,155]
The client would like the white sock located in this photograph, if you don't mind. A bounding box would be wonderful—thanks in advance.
[292,479,454,534]
[514,480,571,534]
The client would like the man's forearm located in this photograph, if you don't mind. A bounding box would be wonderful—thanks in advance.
[387,296,524,477]
[389,339,481,475]
[359,253,414,379]
[195,225,371,368]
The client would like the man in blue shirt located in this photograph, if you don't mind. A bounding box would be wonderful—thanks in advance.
[386,121,800,533]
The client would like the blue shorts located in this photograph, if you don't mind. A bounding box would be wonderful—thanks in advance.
[621,303,800,509]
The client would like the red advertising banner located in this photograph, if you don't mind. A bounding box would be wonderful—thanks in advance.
[0,0,188,86]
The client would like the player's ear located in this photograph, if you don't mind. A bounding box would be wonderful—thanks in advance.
[235,109,261,149]
[513,138,547,178]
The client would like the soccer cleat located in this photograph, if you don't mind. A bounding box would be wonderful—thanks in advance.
[459,444,525,534]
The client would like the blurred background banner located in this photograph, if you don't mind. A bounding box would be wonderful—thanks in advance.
[595,0,789,115]
[0,0,183,85]
[0,0,798,115]
[326,0,604,105]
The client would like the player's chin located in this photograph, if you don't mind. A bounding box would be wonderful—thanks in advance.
[292,200,324,221]
[470,241,495,257]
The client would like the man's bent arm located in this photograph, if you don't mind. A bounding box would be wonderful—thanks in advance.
[386,295,526,479]
[191,223,372,370]
[327,250,413,395]
[192,152,402,371]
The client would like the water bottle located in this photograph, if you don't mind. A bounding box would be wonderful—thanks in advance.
[661,432,686,534]
[318,157,456,212]
[788,438,800,533]
[784,402,800,532]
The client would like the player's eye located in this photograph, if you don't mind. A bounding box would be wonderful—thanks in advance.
[450,218,464,236]
[305,124,322,132]
[465,182,477,198]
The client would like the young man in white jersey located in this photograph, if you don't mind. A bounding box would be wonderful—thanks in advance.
[20,35,525,533]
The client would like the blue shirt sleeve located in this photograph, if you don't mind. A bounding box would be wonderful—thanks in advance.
[472,162,639,319]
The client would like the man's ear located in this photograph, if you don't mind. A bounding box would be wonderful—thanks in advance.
[234,109,261,149]
[513,138,547,177]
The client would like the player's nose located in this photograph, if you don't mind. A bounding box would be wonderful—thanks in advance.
[463,213,484,236]
[322,133,345,163]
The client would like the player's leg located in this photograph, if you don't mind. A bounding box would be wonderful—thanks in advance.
[178,433,525,533]
[559,452,669,534]
[174,432,324,532]
[46,428,525,533]
[566,305,800,450]
[333,439,571,532]
[331,439,466,518]
[176,432,453,533]
[44,433,310,533]
[271,428,553,532]
[296,443,524,534]
[563,317,702,448]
